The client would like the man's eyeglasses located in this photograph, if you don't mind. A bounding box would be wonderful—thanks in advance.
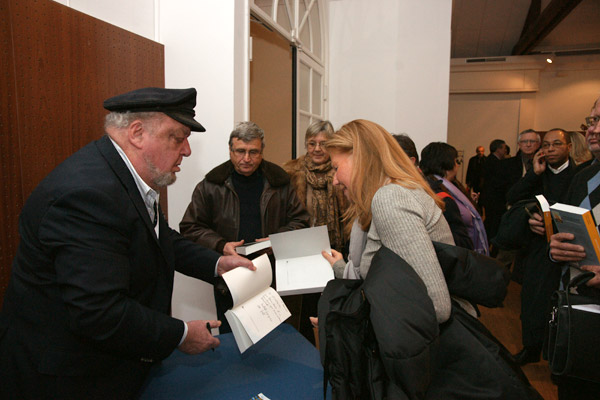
[586,116,600,128]
[541,141,566,150]
[232,148,261,158]
[519,139,539,145]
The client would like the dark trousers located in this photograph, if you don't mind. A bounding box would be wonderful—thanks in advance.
[520,239,562,349]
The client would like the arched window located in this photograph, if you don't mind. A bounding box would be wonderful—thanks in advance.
[251,0,327,156]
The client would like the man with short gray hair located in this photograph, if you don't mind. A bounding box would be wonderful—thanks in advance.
[180,121,310,332]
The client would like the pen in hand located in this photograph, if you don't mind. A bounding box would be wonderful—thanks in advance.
[206,322,215,352]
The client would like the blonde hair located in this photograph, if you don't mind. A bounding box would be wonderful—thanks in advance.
[325,119,444,232]
[569,131,592,165]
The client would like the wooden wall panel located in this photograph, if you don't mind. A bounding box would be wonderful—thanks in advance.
[250,20,293,167]
[0,0,164,306]
[0,0,23,307]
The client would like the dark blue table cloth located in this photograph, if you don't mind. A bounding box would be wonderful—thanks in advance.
[138,323,326,399]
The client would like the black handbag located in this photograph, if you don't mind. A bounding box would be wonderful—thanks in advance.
[546,271,600,382]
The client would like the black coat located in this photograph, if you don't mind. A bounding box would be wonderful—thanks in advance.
[319,244,541,399]
[0,135,221,399]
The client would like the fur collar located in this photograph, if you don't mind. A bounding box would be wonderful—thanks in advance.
[205,160,290,187]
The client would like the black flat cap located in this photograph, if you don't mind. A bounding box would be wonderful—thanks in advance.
[103,87,206,132]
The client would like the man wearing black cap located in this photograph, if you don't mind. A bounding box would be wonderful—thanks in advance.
[0,87,255,399]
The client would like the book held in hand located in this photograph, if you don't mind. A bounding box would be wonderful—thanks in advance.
[269,225,335,296]
[535,194,553,241]
[235,240,272,256]
[223,254,291,353]
[550,202,600,267]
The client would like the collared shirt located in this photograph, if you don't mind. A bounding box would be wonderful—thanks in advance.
[548,159,570,175]
[109,138,160,238]
[109,138,189,344]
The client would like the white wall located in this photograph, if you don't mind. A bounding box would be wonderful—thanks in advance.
[54,0,157,40]
[327,0,453,153]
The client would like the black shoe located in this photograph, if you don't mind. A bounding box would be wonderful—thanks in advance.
[513,347,541,366]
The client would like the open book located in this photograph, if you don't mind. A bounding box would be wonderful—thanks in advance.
[550,202,600,267]
[235,240,271,256]
[223,254,291,353]
[270,225,335,296]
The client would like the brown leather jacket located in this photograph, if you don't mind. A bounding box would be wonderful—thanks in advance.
[179,160,310,253]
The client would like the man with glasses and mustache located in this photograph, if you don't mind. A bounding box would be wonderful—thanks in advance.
[180,121,310,333]
[506,129,575,366]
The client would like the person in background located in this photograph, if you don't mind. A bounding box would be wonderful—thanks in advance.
[466,145,486,195]
[569,130,592,167]
[392,133,420,168]
[179,121,310,333]
[0,87,255,399]
[530,97,600,399]
[284,119,347,253]
[480,139,508,251]
[507,129,575,366]
[420,142,487,254]
[505,130,541,184]
[321,119,454,324]
[283,119,347,343]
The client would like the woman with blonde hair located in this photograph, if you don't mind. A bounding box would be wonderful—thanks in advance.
[322,119,454,323]
[569,130,592,166]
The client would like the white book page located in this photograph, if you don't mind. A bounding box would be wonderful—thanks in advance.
[269,225,331,259]
[276,254,334,295]
[229,287,291,344]
[222,254,271,307]
[571,304,600,314]
[224,310,253,353]
[535,194,550,212]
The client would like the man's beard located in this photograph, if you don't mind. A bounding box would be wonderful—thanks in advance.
[154,172,176,188]
[145,156,177,187]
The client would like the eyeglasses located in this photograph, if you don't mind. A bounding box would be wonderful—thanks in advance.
[232,148,261,158]
[519,139,539,145]
[541,141,567,150]
[307,141,326,149]
[586,116,600,128]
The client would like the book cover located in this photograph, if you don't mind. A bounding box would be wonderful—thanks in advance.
[223,254,291,353]
[235,240,272,256]
[269,225,335,296]
[550,202,600,267]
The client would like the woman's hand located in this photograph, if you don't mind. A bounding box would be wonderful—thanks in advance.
[321,249,343,266]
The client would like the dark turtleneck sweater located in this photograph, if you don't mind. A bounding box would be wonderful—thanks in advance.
[231,169,264,242]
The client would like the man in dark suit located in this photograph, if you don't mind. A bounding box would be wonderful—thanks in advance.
[480,139,507,247]
[506,129,574,365]
[0,87,255,399]
[465,145,486,194]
